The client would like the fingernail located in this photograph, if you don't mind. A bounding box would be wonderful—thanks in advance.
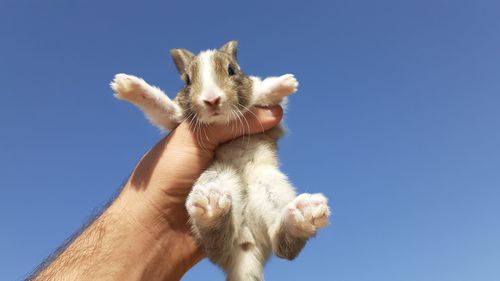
[265,108,275,117]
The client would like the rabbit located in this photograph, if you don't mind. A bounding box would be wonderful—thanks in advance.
[110,40,330,281]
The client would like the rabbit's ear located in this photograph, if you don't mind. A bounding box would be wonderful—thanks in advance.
[170,48,195,75]
[219,40,238,59]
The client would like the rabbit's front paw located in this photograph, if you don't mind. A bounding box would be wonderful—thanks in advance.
[110,73,153,103]
[285,193,330,237]
[262,74,299,98]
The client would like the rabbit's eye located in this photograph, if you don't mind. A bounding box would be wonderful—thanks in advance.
[185,74,191,85]
[228,65,236,76]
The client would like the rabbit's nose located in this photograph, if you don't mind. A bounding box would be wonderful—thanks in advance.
[203,96,221,108]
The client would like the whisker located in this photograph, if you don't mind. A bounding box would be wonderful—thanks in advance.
[238,103,265,133]
[231,105,246,141]
[232,105,251,148]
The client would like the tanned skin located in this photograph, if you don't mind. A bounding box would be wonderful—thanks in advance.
[28,106,283,281]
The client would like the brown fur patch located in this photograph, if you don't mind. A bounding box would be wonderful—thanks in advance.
[212,52,253,110]
[240,242,252,251]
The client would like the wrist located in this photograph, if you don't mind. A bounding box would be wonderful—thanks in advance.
[106,189,204,280]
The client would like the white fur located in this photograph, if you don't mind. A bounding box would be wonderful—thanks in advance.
[186,171,235,225]
[285,193,330,237]
[199,51,225,104]
[251,74,299,106]
[110,74,182,131]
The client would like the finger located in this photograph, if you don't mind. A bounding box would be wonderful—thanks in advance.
[208,106,283,145]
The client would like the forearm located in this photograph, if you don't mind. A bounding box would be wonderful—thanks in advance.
[31,191,202,281]
[31,129,209,281]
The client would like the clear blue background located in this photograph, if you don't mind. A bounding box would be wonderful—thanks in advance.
[1,0,499,280]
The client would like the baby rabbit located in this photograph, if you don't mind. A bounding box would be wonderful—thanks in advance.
[111,41,330,281]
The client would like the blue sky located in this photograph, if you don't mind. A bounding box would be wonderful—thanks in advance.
[1,0,499,280]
